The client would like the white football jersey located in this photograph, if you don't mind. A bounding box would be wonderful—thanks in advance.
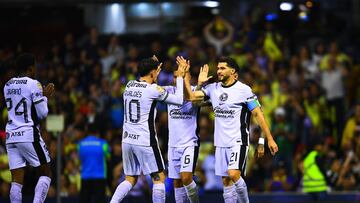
[166,86,199,147]
[4,77,48,144]
[122,77,184,146]
[202,81,260,147]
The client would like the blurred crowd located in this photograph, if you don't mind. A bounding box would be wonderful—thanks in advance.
[0,11,360,199]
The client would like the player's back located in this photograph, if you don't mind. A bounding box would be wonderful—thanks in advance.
[4,77,47,143]
[122,80,163,147]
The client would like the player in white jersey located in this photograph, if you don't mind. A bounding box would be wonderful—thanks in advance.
[164,57,200,203]
[110,56,186,203]
[186,57,278,203]
[4,53,55,203]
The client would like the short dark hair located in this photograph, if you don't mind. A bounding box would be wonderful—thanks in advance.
[137,57,160,77]
[218,56,240,73]
[16,53,35,73]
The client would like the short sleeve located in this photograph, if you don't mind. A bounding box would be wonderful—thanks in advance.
[31,80,45,104]
[202,83,215,98]
[244,86,261,111]
[152,84,169,101]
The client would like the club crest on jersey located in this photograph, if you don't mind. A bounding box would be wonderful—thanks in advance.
[219,93,228,102]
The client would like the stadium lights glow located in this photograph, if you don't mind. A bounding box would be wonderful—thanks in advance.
[203,1,220,8]
[111,3,120,16]
[280,2,293,11]
[299,11,309,21]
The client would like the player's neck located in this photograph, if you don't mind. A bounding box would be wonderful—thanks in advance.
[139,76,154,84]
[221,77,236,87]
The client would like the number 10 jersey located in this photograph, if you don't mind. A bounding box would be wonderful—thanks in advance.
[122,78,183,147]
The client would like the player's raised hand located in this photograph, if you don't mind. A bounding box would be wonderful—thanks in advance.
[43,83,55,98]
[176,56,188,77]
[268,138,278,156]
[256,143,265,158]
[198,64,213,86]
[152,55,159,62]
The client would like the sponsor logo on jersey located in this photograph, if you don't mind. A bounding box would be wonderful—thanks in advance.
[6,79,28,85]
[169,109,193,119]
[123,131,140,140]
[126,81,147,88]
[6,131,25,139]
[214,106,235,118]
[219,93,228,102]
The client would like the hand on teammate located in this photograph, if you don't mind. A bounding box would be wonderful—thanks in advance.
[43,83,55,98]
[198,64,213,86]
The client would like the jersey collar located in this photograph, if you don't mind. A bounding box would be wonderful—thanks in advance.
[221,80,237,88]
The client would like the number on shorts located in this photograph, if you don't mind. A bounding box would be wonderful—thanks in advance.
[230,152,238,163]
[184,155,191,164]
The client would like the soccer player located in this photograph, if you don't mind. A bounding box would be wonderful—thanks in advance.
[4,53,54,203]
[186,57,278,203]
[165,57,199,203]
[110,56,186,203]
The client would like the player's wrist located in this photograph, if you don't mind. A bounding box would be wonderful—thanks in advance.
[258,137,265,145]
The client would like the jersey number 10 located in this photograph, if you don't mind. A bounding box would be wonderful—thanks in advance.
[5,98,29,123]
[124,99,140,123]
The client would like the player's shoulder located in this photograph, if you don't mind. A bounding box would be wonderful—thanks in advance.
[204,82,217,90]
[235,81,252,91]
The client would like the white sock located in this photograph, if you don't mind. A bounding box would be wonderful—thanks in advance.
[174,187,189,203]
[10,182,22,203]
[234,177,249,203]
[184,181,199,203]
[223,185,236,203]
[152,183,166,203]
[33,176,51,203]
[110,180,133,203]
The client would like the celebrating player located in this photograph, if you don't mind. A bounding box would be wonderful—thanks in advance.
[110,56,186,203]
[186,57,278,203]
[4,53,54,203]
[163,57,200,203]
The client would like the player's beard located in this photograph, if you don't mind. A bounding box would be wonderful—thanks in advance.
[218,74,229,83]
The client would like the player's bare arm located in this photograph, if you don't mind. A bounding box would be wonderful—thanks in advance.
[185,64,213,102]
[251,106,279,156]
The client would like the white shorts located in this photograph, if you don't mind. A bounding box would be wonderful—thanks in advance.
[168,146,199,179]
[6,140,51,170]
[122,142,165,176]
[215,145,249,177]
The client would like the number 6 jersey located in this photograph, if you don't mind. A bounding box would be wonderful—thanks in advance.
[122,77,184,146]
[4,77,49,144]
